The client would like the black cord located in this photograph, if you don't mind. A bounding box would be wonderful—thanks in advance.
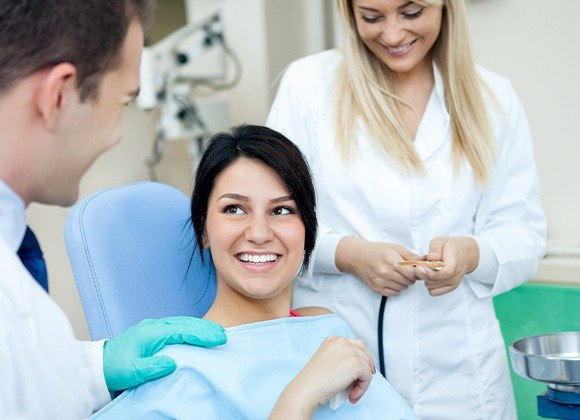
[377,295,388,377]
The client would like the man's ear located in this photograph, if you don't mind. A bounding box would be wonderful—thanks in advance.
[36,63,78,130]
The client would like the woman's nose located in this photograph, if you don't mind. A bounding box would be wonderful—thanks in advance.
[381,19,406,46]
[245,215,273,244]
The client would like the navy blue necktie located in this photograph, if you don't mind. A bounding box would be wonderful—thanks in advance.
[17,226,49,292]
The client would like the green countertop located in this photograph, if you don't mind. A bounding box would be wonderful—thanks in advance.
[494,282,580,420]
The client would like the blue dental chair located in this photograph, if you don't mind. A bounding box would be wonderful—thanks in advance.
[65,181,216,340]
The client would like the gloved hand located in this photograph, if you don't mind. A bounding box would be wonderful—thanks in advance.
[103,316,226,391]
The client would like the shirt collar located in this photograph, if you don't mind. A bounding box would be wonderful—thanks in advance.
[432,61,449,121]
[410,61,451,163]
[0,179,27,251]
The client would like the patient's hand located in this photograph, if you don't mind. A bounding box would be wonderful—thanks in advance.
[269,336,376,419]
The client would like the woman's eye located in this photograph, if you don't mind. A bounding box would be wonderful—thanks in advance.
[272,206,294,216]
[402,8,423,20]
[361,15,381,23]
[224,205,244,215]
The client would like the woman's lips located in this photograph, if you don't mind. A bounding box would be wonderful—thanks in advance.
[236,253,280,271]
[382,39,417,57]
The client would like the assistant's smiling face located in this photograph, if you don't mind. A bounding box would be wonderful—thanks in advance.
[353,0,443,78]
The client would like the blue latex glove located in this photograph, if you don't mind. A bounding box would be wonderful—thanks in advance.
[103,316,226,391]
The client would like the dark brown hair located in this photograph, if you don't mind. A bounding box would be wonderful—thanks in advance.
[0,0,155,101]
[191,124,317,274]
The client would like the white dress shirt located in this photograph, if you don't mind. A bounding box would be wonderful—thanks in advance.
[0,179,110,419]
[267,50,546,419]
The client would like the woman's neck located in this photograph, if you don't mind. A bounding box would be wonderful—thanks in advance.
[391,56,434,89]
[203,289,292,328]
[392,58,435,140]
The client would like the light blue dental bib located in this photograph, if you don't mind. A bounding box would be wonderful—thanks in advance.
[93,314,415,419]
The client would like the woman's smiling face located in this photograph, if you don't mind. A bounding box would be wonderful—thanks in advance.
[204,157,305,303]
[353,0,443,78]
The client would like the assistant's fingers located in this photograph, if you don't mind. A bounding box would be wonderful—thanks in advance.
[428,236,448,256]
[424,279,460,296]
[382,268,416,289]
[398,247,422,261]
[396,269,418,284]
[381,286,408,297]
[369,274,414,296]
[415,265,444,281]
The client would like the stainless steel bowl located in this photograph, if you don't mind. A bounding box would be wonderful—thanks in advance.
[510,332,580,386]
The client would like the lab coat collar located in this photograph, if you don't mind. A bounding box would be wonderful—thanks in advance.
[0,179,34,319]
[413,61,450,162]
[0,237,35,318]
[0,179,27,251]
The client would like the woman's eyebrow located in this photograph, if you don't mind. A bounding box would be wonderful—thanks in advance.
[356,1,415,12]
[217,194,294,204]
[218,193,248,201]
[271,195,294,204]
[356,5,380,12]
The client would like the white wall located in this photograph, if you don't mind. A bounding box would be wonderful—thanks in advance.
[468,0,580,250]
[467,0,580,282]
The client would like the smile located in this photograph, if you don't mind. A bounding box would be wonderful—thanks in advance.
[237,253,279,264]
[382,39,417,56]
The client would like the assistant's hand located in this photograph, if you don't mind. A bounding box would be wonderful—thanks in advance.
[415,236,479,296]
[103,316,226,391]
[336,237,420,296]
[269,336,376,419]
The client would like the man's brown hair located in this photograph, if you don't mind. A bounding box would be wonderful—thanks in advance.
[0,0,155,101]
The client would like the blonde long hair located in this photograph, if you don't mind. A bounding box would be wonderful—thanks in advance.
[335,0,495,183]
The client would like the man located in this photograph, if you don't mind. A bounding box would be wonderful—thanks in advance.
[0,1,226,418]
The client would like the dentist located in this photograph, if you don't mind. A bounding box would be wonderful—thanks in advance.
[0,1,226,418]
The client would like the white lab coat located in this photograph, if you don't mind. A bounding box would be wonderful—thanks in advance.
[0,180,111,419]
[267,50,546,420]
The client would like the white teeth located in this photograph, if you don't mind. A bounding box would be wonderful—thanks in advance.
[386,41,413,53]
[238,253,278,263]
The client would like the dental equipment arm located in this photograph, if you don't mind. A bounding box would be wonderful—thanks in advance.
[136,11,240,178]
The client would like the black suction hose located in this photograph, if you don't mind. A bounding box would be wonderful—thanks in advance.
[377,295,388,377]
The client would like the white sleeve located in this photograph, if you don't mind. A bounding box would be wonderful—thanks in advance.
[81,339,113,413]
[267,60,343,289]
[465,80,547,298]
[266,61,312,158]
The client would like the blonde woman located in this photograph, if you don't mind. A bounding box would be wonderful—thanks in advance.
[267,0,546,418]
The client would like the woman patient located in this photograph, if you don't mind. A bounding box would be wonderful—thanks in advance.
[93,125,414,419]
